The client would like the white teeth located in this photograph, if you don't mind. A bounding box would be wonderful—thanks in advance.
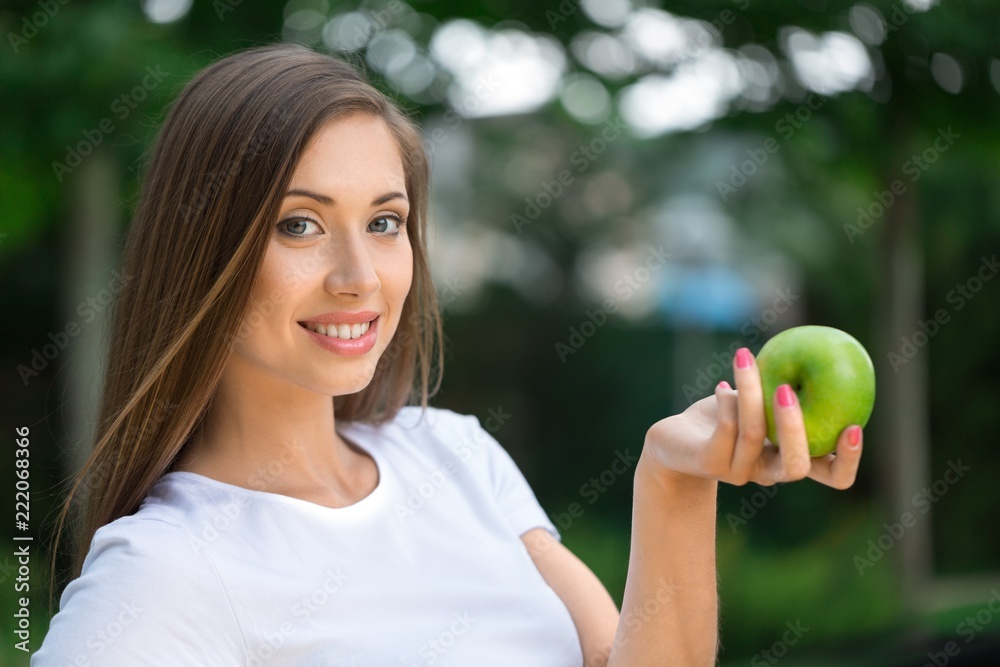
[305,320,372,340]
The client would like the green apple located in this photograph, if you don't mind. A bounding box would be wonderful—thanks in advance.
[755,325,875,457]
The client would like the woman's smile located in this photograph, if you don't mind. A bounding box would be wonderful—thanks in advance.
[299,315,380,355]
[297,309,380,341]
[298,313,379,354]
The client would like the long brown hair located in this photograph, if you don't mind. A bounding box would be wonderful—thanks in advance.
[48,43,443,608]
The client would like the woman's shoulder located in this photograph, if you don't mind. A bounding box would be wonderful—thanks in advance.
[35,513,245,664]
[67,512,236,619]
[83,512,203,575]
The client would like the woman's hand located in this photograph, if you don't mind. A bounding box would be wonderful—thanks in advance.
[640,347,864,490]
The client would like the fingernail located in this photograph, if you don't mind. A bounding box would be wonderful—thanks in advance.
[848,425,862,448]
[735,347,752,369]
[717,381,731,390]
[777,384,796,407]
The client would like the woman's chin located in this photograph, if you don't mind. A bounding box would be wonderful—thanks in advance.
[328,373,377,398]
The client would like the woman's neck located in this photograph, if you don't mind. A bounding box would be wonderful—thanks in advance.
[168,365,378,509]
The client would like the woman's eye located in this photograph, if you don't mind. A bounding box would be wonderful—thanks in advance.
[279,217,320,237]
[369,214,406,235]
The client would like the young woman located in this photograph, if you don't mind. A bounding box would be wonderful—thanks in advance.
[32,43,864,666]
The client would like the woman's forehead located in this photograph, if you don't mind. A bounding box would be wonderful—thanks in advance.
[290,114,407,194]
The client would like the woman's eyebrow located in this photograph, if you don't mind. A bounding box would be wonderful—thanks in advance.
[284,189,408,206]
[372,191,408,206]
[285,188,333,204]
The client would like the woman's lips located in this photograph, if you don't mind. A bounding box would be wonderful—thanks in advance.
[299,316,379,355]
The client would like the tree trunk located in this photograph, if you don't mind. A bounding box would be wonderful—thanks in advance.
[874,134,934,605]
[63,150,120,477]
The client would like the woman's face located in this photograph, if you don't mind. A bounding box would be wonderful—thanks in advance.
[230,113,414,397]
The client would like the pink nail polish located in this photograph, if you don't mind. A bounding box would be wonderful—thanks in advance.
[735,348,752,369]
[717,381,731,390]
[848,425,862,448]
[777,384,796,407]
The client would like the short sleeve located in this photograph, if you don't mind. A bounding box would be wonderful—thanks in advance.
[31,516,246,666]
[461,413,562,542]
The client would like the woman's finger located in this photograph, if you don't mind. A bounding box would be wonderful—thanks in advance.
[729,347,767,484]
[807,425,863,490]
[704,381,739,477]
[769,384,812,482]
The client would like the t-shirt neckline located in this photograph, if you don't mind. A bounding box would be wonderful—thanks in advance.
[157,425,388,517]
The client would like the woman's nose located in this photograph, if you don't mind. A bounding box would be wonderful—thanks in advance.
[322,233,381,298]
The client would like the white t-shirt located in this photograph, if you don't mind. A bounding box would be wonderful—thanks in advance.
[32,406,584,666]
